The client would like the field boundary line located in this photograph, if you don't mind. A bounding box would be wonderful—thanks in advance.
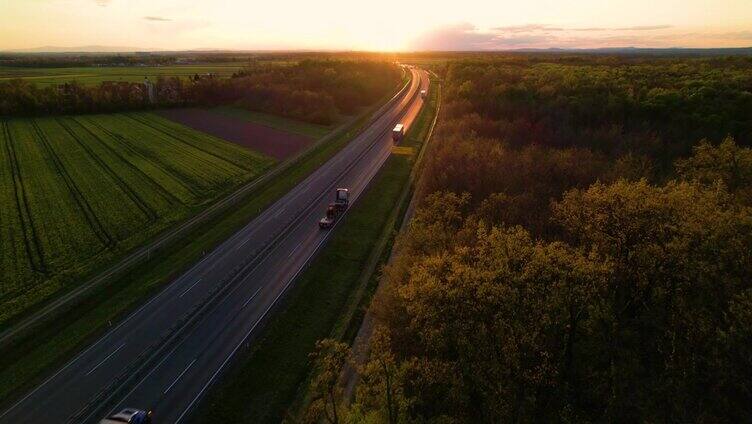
[125,113,250,173]
[0,74,413,347]
[136,111,266,170]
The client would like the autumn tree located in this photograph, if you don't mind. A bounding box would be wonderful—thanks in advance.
[351,328,410,424]
[676,137,752,204]
[304,339,352,424]
[553,179,752,421]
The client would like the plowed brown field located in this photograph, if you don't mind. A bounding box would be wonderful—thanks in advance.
[158,108,314,160]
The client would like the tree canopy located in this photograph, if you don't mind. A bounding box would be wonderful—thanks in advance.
[328,55,752,423]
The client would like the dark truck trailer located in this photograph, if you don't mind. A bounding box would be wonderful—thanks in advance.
[334,188,349,211]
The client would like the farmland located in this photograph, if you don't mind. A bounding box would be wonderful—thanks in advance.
[157,108,322,160]
[0,112,274,325]
[0,64,245,86]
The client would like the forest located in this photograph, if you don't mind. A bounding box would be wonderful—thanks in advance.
[304,55,752,422]
[0,59,402,125]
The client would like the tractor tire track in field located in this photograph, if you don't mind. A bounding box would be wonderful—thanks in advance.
[72,117,183,207]
[123,114,226,173]
[1,121,47,274]
[84,118,204,200]
[56,118,158,223]
[125,113,254,172]
[31,119,115,248]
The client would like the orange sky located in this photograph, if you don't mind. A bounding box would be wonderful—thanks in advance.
[1,0,751,51]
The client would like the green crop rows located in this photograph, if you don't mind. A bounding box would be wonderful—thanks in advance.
[0,112,274,326]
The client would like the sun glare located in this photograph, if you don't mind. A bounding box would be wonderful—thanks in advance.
[1,0,751,50]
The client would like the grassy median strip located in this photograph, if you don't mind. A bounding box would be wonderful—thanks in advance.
[195,79,439,424]
[0,79,408,408]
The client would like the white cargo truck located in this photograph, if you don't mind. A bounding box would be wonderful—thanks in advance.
[392,124,404,142]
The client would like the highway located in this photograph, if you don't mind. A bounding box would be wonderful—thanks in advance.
[0,68,428,424]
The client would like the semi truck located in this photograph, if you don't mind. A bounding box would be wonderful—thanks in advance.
[420,89,427,99]
[392,124,404,142]
[319,188,350,229]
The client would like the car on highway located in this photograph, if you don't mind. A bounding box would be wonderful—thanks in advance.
[100,408,153,424]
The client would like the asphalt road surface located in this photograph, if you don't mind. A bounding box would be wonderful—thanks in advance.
[0,68,428,424]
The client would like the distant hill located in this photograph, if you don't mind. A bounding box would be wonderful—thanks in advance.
[515,46,752,56]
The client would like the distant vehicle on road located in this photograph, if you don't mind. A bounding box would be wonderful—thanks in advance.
[392,124,404,142]
[334,188,349,211]
[319,204,338,229]
[420,89,427,99]
[100,408,152,424]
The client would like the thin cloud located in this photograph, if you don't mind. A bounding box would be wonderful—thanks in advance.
[94,0,111,6]
[494,24,673,33]
[409,22,743,50]
[685,30,752,40]
[615,25,673,31]
[493,24,564,33]
[720,31,752,40]
[412,23,498,50]
[493,34,559,47]
[144,16,172,22]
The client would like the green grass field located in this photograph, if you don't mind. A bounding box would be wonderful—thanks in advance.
[0,64,244,86]
[0,113,274,325]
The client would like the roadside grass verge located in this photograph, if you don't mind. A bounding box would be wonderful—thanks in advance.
[0,78,408,408]
[194,77,439,424]
[211,106,332,139]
